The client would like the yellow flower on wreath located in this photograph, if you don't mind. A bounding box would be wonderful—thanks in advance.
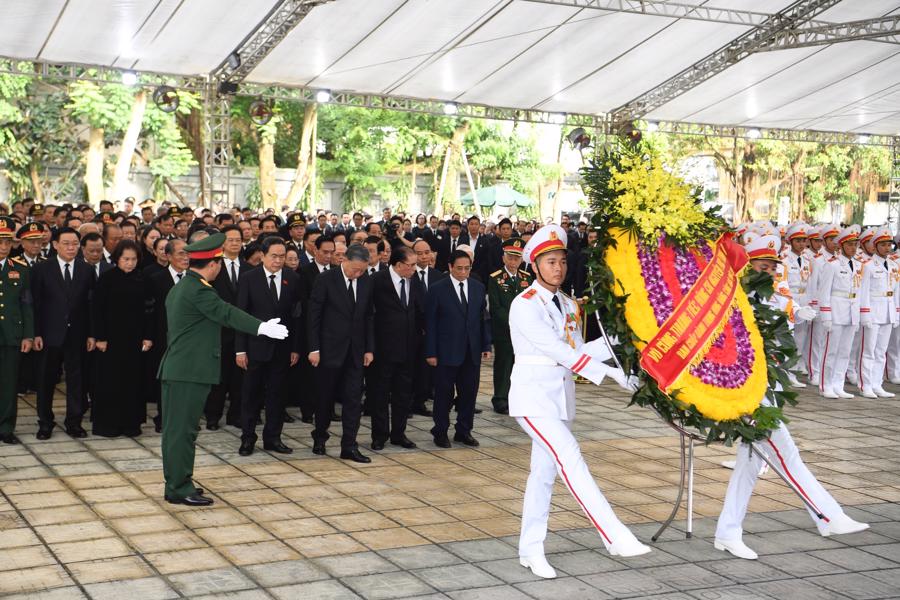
[605,228,768,421]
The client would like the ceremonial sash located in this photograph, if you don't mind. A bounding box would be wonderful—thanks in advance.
[639,233,748,391]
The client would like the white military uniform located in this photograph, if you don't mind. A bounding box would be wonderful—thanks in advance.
[784,223,813,374]
[717,234,864,550]
[816,226,863,398]
[806,234,837,383]
[509,225,645,560]
[856,228,900,397]
[887,246,900,383]
[846,229,877,386]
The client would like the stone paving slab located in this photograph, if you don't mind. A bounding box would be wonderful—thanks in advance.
[2,369,900,598]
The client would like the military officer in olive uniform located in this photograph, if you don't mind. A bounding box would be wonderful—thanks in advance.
[0,216,34,444]
[158,233,288,506]
[488,238,532,415]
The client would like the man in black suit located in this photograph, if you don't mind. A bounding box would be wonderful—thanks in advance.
[205,225,246,429]
[295,235,333,422]
[31,227,94,439]
[145,239,188,432]
[425,250,492,448]
[436,219,464,272]
[364,236,386,277]
[370,247,423,450]
[236,237,303,456]
[459,215,492,283]
[411,240,445,416]
[80,232,113,280]
[307,243,374,463]
[100,222,122,265]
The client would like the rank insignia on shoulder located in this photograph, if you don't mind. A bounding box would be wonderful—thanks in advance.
[490,269,503,278]
[522,289,537,299]
[11,257,27,267]
[200,278,212,287]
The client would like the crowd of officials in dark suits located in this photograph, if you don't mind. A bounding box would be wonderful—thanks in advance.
[0,197,594,462]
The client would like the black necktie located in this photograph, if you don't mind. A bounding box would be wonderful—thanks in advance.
[459,282,467,312]
[230,261,238,285]
[177,272,183,281]
[64,263,72,286]
[420,270,427,289]
[848,259,854,273]
[451,239,457,253]
[370,267,376,276]
[400,278,407,307]
[797,256,802,268]
[269,274,278,301]
[347,279,355,306]
[552,294,562,314]
[884,260,889,270]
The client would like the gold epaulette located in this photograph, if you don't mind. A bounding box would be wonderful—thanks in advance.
[518,269,530,277]
[10,257,28,267]
[490,269,503,278]
[200,278,212,288]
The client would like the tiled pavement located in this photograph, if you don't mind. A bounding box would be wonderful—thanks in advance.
[2,368,900,599]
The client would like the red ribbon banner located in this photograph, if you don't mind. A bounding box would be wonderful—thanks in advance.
[639,234,748,392]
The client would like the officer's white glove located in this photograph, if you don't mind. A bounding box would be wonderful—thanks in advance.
[820,319,832,333]
[258,318,288,340]
[582,338,613,362]
[607,367,639,392]
[794,306,816,322]
[860,315,872,329]
[893,321,899,329]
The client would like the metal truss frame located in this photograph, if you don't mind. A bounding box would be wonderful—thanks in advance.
[610,0,843,123]
[753,14,900,51]
[887,140,900,233]
[0,56,204,90]
[202,83,232,209]
[652,120,896,147]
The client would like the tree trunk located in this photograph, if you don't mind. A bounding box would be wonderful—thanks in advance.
[550,126,565,221]
[259,138,277,209]
[84,127,105,204]
[460,146,481,218]
[29,161,44,204]
[285,103,318,209]
[112,90,147,200]
[442,122,469,214]
[435,145,452,213]
[409,153,417,213]
[790,148,807,220]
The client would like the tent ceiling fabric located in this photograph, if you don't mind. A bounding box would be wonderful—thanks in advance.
[1,0,899,135]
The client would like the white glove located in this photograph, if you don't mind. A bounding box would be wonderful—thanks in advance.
[820,319,832,333]
[893,321,899,329]
[607,367,639,392]
[258,318,288,340]
[794,306,816,322]
[582,338,613,362]
[860,315,872,329]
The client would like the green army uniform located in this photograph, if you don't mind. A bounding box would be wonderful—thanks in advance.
[0,216,34,441]
[488,238,532,414]
[158,234,261,502]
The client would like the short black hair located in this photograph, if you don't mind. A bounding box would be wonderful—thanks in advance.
[365,222,382,233]
[365,235,385,253]
[447,219,462,229]
[449,250,471,266]
[54,226,80,241]
[498,218,512,228]
[389,246,414,266]
[352,211,363,219]
[215,213,233,225]
[221,224,241,237]
[314,235,335,250]
[110,239,141,264]
[242,241,262,262]
[467,215,480,224]
[80,231,102,246]
[304,228,321,241]
[260,236,286,254]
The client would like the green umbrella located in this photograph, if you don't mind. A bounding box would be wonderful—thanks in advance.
[460,185,535,208]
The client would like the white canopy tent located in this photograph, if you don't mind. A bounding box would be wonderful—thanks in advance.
[2,0,899,206]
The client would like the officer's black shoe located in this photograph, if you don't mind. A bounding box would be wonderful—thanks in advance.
[195,487,205,495]
[340,448,371,463]
[264,441,293,454]
[238,440,255,456]
[36,427,53,440]
[371,440,385,451]
[390,437,416,449]
[453,433,479,447]
[301,415,313,424]
[312,441,327,455]
[330,412,340,422]
[282,412,296,424]
[166,494,213,507]
[1,434,21,445]
[65,426,88,438]
[154,423,162,433]
[493,405,509,415]
[433,435,452,448]
[206,422,220,431]
[474,408,483,415]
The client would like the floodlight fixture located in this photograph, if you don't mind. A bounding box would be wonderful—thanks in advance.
[566,127,592,151]
[249,100,274,126]
[152,86,180,113]
[442,102,459,116]
[316,89,332,103]
[549,112,567,125]
[746,128,761,139]
[646,121,659,133]
[122,71,138,86]
[227,52,241,71]
[857,134,871,144]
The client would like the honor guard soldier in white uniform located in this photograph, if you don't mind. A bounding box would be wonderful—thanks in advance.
[784,223,813,376]
[715,235,868,560]
[846,228,877,388]
[816,225,863,399]
[856,227,899,398]
[887,234,900,383]
[807,224,840,386]
[508,224,650,579]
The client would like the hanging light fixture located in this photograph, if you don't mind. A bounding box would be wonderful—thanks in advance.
[566,127,592,151]
[315,89,332,103]
[249,100,274,126]
[152,86,180,113]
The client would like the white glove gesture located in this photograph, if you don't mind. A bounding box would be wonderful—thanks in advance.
[258,318,288,340]
[860,315,873,329]
[607,367,639,392]
[794,306,816,322]
[820,319,832,333]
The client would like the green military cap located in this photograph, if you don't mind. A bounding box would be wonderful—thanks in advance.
[167,206,181,218]
[185,232,225,260]
[502,237,525,256]
[16,221,45,240]
[0,216,16,238]
[287,213,306,228]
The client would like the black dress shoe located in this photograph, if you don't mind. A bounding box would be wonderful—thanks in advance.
[0,434,20,445]
[453,432,480,447]
[340,448,371,463]
[282,412,296,424]
[301,415,313,424]
[165,494,213,507]
[415,408,433,417]
[493,405,509,415]
[263,441,293,454]
[312,442,326,455]
[371,440,385,451]
[433,435,452,448]
[65,426,88,438]
[154,422,162,433]
[390,437,416,449]
[238,440,254,456]
[36,428,52,441]
[195,487,205,495]
[206,422,220,431]
[474,408,483,415]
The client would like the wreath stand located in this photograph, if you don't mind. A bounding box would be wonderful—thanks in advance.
[593,313,826,542]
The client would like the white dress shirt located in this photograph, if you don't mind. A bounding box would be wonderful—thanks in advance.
[223,257,241,284]
[264,267,282,300]
[388,265,409,301]
[315,261,329,273]
[418,266,430,290]
[168,265,185,284]
[451,275,469,304]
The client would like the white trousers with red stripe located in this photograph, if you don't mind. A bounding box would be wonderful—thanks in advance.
[820,324,856,393]
[516,416,638,556]
[793,321,810,374]
[859,322,893,392]
[715,423,843,541]
[886,325,900,381]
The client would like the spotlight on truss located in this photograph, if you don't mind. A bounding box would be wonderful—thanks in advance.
[226,52,241,71]
[122,71,138,86]
[566,127,592,151]
[549,113,567,125]
[316,89,332,103]
[646,121,659,133]
[857,134,871,144]
[617,120,642,145]
[442,102,459,116]
[746,128,762,139]
[152,86,180,113]
[249,100,274,126]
